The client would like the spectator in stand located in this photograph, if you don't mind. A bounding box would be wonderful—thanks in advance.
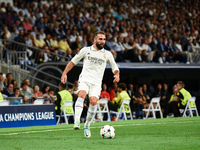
[52,50,61,62]
[23,79,33,93]
[11,11,19,22]
[31,25,38,39]
[110,37,125,62]
[65,49,73,61]
[109,82,118,101]
[44,88,55,104]
[11,79,17,89]
[4,73,13,87]
[10,26,18,40]
[53,22,62,41]
[71,36,81,55]
[13,87,23,99]
[185,39,195,63]
[81,34,88,48]
[4,11,13,27]
[23,17,32,30]
[172,41,187,63]
[37,18,45,31]
[18,11,24,22]
[11,1,19,14]
[20,82,37,103]
[45,23,55,36]
[0,73,5,90]
[34,34,46,49]
[122,37,136,62]
[58,36,71,56]
[157,38,166,55]
[50,34,60,51]
[1,26,11,39]
[39,28,46,40]
[35,50,45,65]
[1,83,15,97]
[33,85,43,96]
[14,29,24,43]
[70,30,78,43]
[149,37,160,62]
[158,52,170,64]
[100,83,110,100]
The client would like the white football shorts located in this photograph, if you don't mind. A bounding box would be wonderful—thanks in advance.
[77,80,101,99]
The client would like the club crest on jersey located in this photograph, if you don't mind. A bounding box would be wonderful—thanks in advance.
[103,54,106,58]
[87,52,90,55]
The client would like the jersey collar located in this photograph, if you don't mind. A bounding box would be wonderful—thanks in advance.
[91,45,105,53]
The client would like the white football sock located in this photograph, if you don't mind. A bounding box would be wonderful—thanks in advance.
[85,104,97,127]
[74,97,84,122]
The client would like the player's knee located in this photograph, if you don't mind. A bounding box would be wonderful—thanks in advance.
[90,96,98,106]
[78,91,86,99]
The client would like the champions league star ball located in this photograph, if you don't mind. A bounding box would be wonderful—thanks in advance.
[100,125,115,139]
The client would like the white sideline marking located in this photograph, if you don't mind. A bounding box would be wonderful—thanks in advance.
[0,120,199,136]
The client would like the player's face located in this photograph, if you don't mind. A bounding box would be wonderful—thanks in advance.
[95,34,106,50]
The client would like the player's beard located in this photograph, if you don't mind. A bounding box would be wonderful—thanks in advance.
[96,42,104,50]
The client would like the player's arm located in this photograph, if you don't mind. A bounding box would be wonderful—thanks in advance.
[107,52,120,83]
[61,48,86,83]
[61,61,75,84]
[113,70,120,83]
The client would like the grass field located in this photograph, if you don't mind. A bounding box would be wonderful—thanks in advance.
[0,117,200,150]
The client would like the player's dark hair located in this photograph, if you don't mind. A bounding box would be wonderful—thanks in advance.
[118,83,126,90]
[93,31,106,39]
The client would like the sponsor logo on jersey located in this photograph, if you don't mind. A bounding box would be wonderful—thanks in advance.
[88,56,105,65]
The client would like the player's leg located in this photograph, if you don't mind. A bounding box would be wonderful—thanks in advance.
[84,96,98,138]
[84,84,100,138]
[73,90,87,129]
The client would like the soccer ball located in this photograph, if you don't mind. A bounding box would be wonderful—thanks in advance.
[100,125,115,139]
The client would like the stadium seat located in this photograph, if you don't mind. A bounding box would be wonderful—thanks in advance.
[96,99,110,122]
[60,101,74,124]
[33,99,44,105]
[0,100,10,106]
[143,97,163,119]
[180,97,199,117]
[110,99,133,121]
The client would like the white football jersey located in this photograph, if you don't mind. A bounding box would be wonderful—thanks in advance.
[71,45,119,85]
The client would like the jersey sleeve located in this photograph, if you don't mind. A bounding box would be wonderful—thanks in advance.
[71,47,87,65]
[107,52,119,73]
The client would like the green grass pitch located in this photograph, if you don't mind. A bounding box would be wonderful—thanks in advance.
[0,117,200,150]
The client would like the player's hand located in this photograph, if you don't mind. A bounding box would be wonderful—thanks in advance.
[113,74,120,83]
[61,74,67,84]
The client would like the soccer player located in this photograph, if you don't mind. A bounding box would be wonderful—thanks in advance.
[61,31,120,138]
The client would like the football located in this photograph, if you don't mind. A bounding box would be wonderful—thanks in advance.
[100,125,115,139]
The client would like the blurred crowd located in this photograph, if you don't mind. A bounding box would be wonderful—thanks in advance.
[0,0,200,64]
